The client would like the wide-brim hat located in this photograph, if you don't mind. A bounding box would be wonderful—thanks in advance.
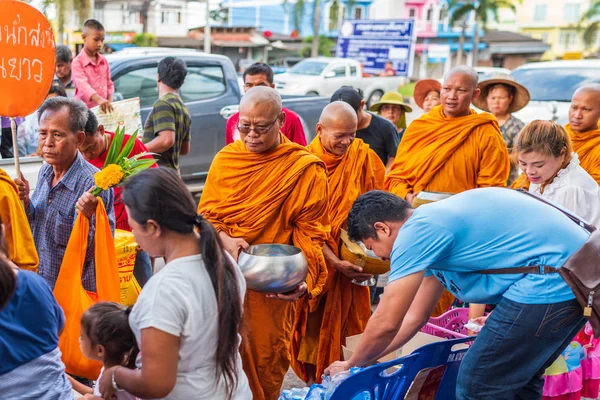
[369,91,413,113]
[474,73,530,114]
[413,79,442,110]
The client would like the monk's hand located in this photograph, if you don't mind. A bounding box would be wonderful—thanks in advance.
[76,189,98,219]
[324,360,351,377]
[335,260,373,282]
[219,232,249,261]
[14,174,30,209]
[266,282,307,302]
[406,192,418,206]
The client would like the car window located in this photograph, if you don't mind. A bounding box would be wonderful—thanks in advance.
[180,66,226,102]
[330,65,347,77]
[113,67,158,108]
[350,66,358,77]
[289,60,329,76]
[512,67,600,102]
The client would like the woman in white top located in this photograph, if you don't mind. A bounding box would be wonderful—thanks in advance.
[515,119,600,227]
[98,168,251,400]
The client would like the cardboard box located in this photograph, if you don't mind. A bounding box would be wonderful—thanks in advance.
[342,332,445,363]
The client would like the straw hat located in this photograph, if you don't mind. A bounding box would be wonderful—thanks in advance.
[369,91,413,113]
[474,73,530,114]
[413,79,442,110]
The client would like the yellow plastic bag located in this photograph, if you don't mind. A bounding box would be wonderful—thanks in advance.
[114,229,141,306]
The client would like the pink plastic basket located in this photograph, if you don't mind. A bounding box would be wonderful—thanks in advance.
[421,308,471,339]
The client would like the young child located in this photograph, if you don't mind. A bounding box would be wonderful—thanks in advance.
[70,302,139,399]
[72,19,114,113]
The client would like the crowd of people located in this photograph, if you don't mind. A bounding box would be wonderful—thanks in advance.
[1,14,600,400]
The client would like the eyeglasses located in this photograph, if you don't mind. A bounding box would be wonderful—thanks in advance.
[237,114,281,135]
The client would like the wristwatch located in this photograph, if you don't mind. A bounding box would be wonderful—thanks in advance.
[112,366,124,391]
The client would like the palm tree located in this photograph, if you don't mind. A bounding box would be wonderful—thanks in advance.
[449,0,519,66]
[284,0,324,57]
[580,0,600,50]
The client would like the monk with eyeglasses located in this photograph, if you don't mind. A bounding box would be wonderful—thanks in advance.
[198,86,330,400]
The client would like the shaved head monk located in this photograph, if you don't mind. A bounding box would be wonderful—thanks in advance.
[386,65,510,317]
[198,86,330,400]
[291,102,385,384]
[566,84,600,184]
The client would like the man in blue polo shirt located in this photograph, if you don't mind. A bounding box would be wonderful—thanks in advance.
[325,188,589,399]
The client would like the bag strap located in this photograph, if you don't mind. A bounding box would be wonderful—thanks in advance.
[475,189,597,275]
[515,189,597,233]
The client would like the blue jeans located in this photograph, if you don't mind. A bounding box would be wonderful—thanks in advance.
[133,250,153,288]
[456,297,586,400]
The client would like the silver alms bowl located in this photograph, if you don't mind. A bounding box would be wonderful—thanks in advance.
[237,244,308,294]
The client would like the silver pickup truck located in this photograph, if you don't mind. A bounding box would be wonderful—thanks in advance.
[0,49,330,194]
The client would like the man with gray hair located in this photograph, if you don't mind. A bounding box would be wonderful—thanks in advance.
[15,97,114,292]
[55,45,75,92]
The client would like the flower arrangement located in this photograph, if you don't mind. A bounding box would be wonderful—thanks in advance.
[91,126,156,196]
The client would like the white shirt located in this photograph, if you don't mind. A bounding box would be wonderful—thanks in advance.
[129,254,252,400]
[529,153,600,227]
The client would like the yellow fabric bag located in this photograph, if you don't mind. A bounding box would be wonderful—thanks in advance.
[114,229,141,306]
[53,199,120,380]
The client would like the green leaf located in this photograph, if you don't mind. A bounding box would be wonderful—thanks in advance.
[115,131,138,165]
[104,125,125,167]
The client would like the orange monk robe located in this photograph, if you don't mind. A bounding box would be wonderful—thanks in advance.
[386,105,510,316]
[0,168,38,271]
[198,134,329,400]
[291,138,385,382]
[566,122,600,184]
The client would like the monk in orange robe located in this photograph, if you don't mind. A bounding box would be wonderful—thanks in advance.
[198,87,329,400]
[0,168,38,271]
[565,84,600,184]
[292,102,385,384]
[386,66,510,317]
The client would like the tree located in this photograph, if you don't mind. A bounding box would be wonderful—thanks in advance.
[44,0,92,44]
[449,0,518,66]
[301,35,335,57]
[284,0,324,58]
[133,33,158,47]
[580,0,600,50]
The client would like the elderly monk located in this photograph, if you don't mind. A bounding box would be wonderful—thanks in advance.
[198,86,329,400]
[565,84,600,184]
[386,66,510,317]
[15,97,115,292]
[291,101,385,384]
[0,168,38,271]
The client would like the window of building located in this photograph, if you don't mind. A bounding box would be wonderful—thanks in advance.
[161,11,166,24]
[439,7,447,21]
[564,3,581,23]
[559,31,577,50]
[533,4,548,22]
[541,32,550,42]
[426,7,433,21]
[354,6,364,20]
[180,66,226,102]
[177,11,182,24]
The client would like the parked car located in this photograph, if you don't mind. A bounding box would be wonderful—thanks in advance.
[475,66,511,81]
[274,57,408,107]
[511,60,600,125]
[0,50,329,194]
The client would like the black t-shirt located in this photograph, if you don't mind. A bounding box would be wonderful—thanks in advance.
[356,113,399,164]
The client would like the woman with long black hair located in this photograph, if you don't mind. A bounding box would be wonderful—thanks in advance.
[98,168,251,399]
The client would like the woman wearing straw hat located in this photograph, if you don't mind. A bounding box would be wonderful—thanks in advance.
[369,92,413,138]
[474,73,530,184]
[413,79,442,113]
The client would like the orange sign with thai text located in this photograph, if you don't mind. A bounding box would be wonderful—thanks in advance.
[0,0,56,117]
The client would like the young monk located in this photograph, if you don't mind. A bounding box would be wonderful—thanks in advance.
[0,168,38,271]
[292,102,385,385]
[197,86,329,400]
[385,65,510,317]
[565,84,600,184]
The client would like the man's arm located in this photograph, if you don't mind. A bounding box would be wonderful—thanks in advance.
[376,275,445,359]
[385,156,395,172]
[180,140,190,156]
[347,271,426,366]
[71,58,99,105]
[145,130,176,154]
[476,126,510,187]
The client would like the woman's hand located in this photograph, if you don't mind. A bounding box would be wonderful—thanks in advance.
[98,366,118,400]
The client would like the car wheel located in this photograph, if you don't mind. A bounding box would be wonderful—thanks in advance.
[367,90,384,108]
[307,91,319,96]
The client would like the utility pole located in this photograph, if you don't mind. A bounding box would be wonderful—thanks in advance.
[204,0,211,53]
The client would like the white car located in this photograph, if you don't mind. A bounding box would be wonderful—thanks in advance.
[274,57,408,107]
[511,60,600,125]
